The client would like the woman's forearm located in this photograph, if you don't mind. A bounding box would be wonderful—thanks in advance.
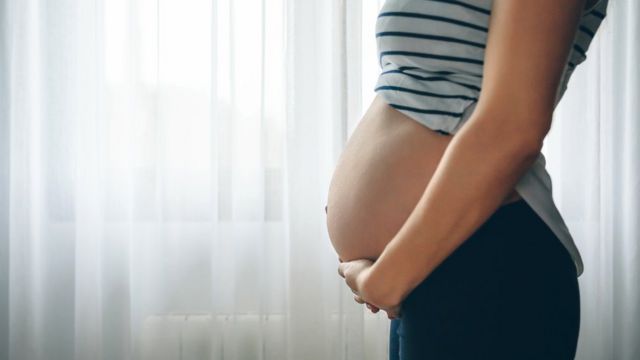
[361,111,544,309]
[356,0,585,310]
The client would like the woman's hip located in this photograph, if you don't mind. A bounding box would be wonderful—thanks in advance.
[392,199,580,359]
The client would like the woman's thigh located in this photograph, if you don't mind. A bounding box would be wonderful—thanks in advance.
[389,199,580,360]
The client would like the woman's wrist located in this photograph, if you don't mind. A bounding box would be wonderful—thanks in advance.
[364,251,406,309]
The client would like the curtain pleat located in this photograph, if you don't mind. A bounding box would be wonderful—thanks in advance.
[550,1,639,359]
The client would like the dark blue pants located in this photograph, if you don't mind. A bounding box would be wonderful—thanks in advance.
[388,199,580,359]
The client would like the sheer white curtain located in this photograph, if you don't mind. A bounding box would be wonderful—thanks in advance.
[550,1,640,358]
[0,1,638,360]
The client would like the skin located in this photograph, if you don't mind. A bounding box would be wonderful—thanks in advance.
[326,94,522,262]
[334,0,591,319]
[329,95,521,318]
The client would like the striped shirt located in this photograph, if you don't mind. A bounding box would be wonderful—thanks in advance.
[374,0,609,277]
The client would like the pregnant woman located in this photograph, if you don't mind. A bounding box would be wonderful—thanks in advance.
[328,0,608,359]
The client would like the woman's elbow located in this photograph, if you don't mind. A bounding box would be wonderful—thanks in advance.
[469,104,551,156]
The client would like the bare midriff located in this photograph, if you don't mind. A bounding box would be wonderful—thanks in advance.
[325,94,522,263]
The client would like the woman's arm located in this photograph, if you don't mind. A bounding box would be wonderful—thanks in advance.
[359,0,586,309]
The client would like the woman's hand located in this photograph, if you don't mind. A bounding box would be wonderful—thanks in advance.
[337,257,403,319]
[355,292,402,320]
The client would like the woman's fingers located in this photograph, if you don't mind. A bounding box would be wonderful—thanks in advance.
[386,309,397,319]
[349,287,398,318]
[385,304,402,319]
[354,296,382,315]
[352,295,386,316]
[366,303,380,313]
[350,288,386,315]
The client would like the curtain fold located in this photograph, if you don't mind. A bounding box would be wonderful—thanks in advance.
[550,1,640,359]
[0,0,638,359]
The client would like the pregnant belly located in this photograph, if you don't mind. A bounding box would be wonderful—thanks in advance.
[325,94,521,263]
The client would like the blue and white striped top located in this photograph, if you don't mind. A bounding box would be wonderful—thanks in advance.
[374,0,609,277]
